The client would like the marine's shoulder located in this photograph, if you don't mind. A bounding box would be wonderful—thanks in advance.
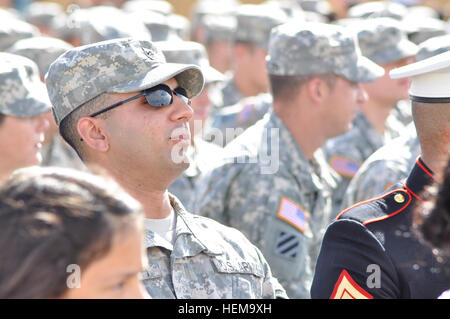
[336,186,412,226]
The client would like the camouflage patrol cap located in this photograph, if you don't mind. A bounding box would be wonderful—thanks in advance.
[168,14,191,41]
[24,1,64,29]
[156,41,224,84]
[129,10,177,42]
[0,53,51,117]
[354,18,418,64]
[7,36,73,77]
[122,0,173,16]
[402,16,447,45]
[200,15,236,43]
[45,38,204,126]
[0,17,40,51]
[234,4,288,50]
[76,6,152,45]
[416,35,450,61]
[266,22,385,82]
[348,1,408,20]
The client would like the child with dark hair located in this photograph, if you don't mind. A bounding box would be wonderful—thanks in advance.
[0,167,148,299]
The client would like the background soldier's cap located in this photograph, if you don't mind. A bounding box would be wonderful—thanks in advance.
[402,16,447,45]
[45,38,204,126]
[199,15,236,43]
[24,1,65,29]
[0,17,40,51]
[348,1,408,20]
[7,36,74,77]
[156,41,224,84]
[416,35,450,61]
[122,0,173,16]
[354,17,418,65]
[129,10,178,42]
[75,6,152,45]
[390,51,450,102]
[266,21,384,82]
[0,53,51,117]
[234,3,288,50]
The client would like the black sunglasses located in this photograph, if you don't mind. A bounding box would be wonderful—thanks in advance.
[89,84,191,118]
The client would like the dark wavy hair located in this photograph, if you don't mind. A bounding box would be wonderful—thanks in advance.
[0,166,142,298]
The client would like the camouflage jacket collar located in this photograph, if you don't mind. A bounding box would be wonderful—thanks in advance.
[144,194,223,257]
[266,111,327,189]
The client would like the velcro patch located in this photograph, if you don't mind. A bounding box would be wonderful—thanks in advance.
[330,270,373,299]
[329,155,361,178]
[274,231,300,259]
[277,197,309,233]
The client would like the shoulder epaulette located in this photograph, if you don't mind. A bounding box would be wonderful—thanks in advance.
[336,188,411,226]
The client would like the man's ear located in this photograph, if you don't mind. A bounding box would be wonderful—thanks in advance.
[307,77,329,105]
[77,117,110,153]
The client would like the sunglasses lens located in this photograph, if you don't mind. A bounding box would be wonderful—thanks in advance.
[174,87,190,105]
[145,87,173,107]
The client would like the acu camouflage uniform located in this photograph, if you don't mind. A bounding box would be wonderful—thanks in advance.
[206,93,272,147]
[199,20,384,298]
[322,111,405,213]
[322,17,418,213]
[198,111,338,298]
[45,37,287,299]
[141,194,288,299]
[342,123,420,209]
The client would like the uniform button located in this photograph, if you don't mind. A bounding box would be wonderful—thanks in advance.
[394,193,405,203]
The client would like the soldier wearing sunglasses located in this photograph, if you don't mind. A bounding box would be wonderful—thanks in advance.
[45,37,287,299]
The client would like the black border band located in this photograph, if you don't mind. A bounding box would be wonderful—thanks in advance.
[410,95,450,103]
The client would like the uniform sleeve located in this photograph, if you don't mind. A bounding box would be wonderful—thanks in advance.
[311,219,401,299]
[252,244,289,299]
[226,170,314,298]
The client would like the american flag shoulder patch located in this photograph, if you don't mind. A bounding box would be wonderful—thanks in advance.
[329,155,361,178]
[277,197,309,233]
[274,230,300,260]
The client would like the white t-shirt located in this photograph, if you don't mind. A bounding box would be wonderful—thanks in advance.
[144,209,177,247]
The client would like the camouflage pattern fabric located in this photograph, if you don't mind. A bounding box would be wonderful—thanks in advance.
[141,194,288,299]
[197,111,339,298]
[342,123,420,209]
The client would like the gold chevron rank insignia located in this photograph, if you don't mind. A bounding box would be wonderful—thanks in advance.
[330,270,373,299]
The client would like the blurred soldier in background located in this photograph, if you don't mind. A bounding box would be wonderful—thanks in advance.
[323,17,418,213]
[312,51,450,299]
[342,34,450,208]
[198,21,384,298]
[0,53,50,181]
[7,36,85,170]
[209,3,287,112]
[190,0,237,74]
